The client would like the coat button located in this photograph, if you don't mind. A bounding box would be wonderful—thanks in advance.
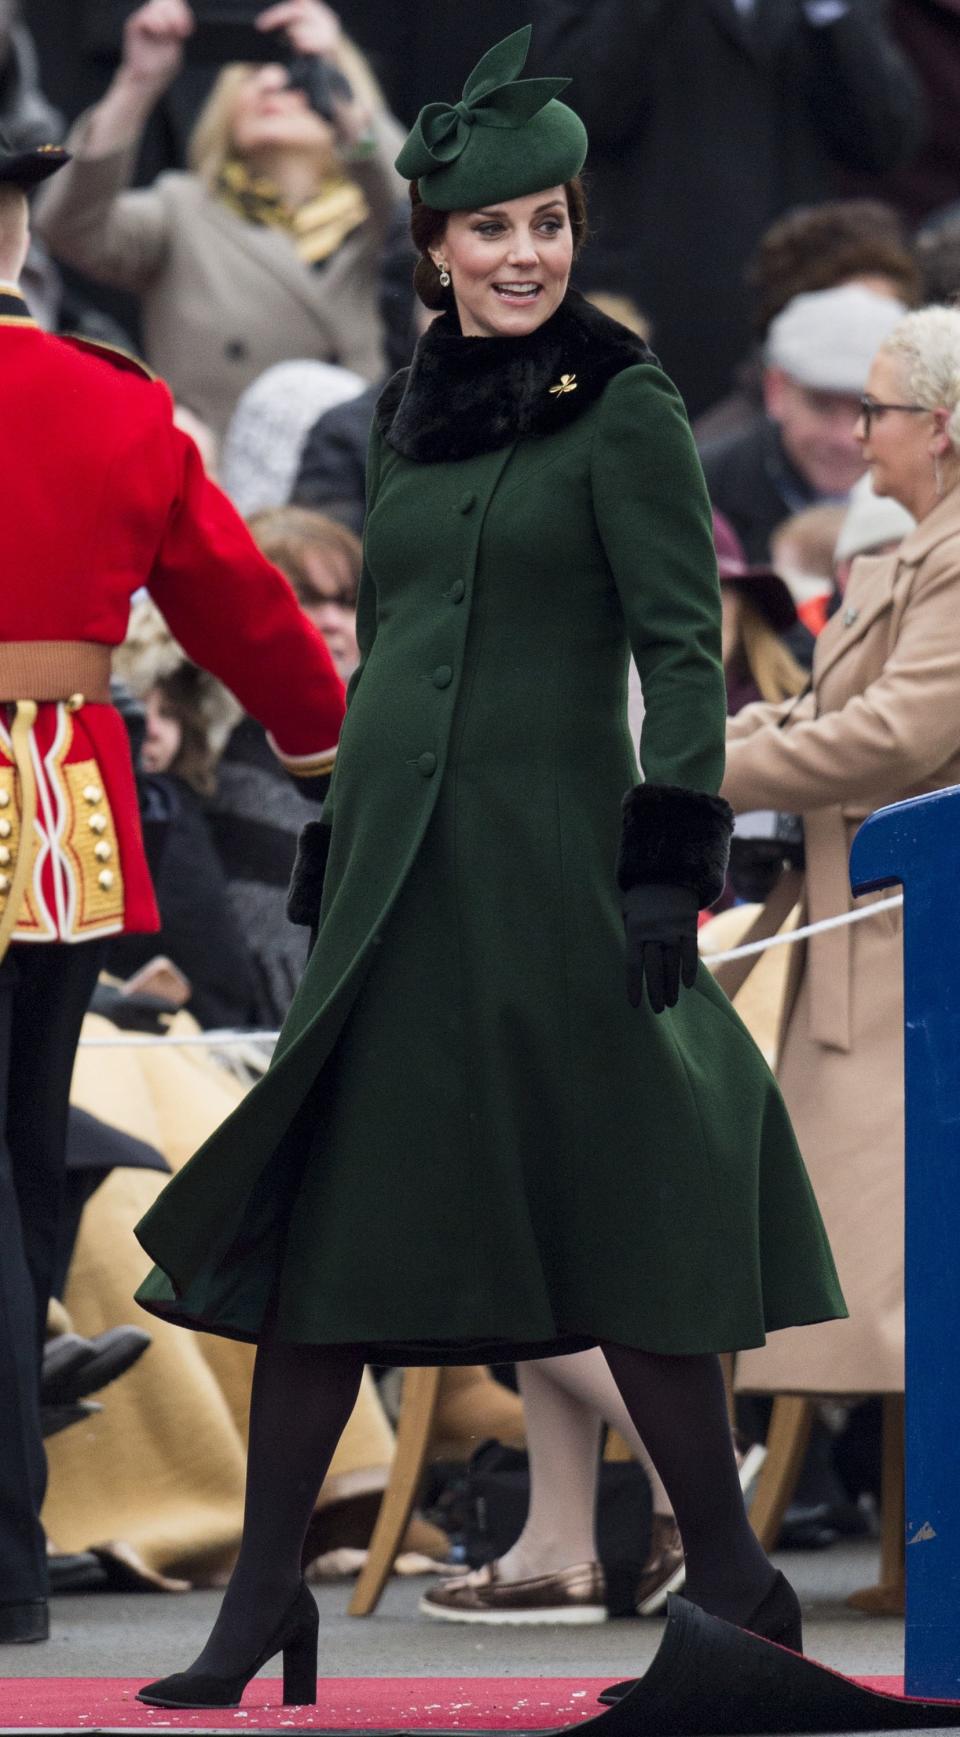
[432,666,453,689]
[94,841,112,863]
[458,491,477,514]
[0,790,9,807]
[89,814,108,835]
[449,580,465,604]
[83,784,103,804]
[98,869,115,892]
[417,752,437,777]
[0,874,8,895]
[0,847,10,867]
[0,819,11,839]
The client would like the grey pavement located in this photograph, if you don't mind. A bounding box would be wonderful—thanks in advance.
[0,1542,903,1679]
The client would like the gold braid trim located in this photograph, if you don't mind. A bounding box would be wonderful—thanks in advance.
[0,703,38,966]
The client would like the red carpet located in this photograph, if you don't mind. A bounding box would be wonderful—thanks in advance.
[0,1675,906,1731]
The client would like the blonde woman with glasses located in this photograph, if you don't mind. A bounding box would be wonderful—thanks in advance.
[726,306,960,1446]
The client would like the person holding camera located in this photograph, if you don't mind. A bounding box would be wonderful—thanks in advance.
[34,0,405,437]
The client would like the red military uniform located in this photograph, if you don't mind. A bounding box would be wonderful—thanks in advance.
[0,287,345,948]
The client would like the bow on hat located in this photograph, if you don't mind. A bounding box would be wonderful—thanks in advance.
[396,26,570,180]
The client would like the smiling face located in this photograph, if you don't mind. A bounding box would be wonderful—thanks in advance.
[434,187,574,338]
[228,63,335,163]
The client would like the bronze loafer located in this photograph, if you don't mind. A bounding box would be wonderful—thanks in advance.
[419,1560,607,1625]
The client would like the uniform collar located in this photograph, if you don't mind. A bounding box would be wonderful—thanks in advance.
[376,288,654,464]
[0,286,35,327]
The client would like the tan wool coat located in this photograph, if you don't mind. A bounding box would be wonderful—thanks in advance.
[723,488,960,1395]
[35,110,406,438]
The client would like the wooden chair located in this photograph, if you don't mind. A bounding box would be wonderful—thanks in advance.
[748,1393,904,1613]
[349,1367,442,1616]
[348,1376,639,1616]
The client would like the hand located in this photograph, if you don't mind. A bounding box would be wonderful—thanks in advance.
[120,0,194,95]
[256,0,342,58]
[622,883,699,1015]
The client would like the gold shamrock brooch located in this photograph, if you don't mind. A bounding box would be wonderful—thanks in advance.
[549,373,578,397]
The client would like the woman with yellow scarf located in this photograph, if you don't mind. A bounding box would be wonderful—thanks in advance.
[36,0,406,438]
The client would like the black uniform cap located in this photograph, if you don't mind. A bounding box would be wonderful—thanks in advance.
[0,133,71,189]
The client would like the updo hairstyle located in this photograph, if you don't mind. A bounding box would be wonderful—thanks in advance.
[880,306,960,454]
[409,176,589,311]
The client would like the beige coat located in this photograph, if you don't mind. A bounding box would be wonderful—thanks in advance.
[724,489,960,1395]
[35,109,406,438]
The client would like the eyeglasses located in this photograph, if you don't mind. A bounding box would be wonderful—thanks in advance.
[858,395,929,437]
[301,587,356,609]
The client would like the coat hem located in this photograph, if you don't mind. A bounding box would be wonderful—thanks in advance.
[135,1282,847,1362]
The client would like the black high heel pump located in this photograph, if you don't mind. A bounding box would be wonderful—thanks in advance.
[597,1570,803,1707]
[136,1581,319,1710]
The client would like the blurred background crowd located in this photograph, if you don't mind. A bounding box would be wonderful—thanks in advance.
[9,0,960,1629]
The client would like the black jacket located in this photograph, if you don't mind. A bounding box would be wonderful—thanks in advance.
[292,384,374,534]
[531,0,923,417]
[700,411,826,565]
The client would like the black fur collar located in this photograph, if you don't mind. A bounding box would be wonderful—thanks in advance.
[376,289,655,464]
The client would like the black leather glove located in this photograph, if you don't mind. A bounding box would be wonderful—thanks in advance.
[622,883,699,1014]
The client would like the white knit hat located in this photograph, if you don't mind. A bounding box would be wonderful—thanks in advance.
[835,473,915,564]
[766,285,908,394]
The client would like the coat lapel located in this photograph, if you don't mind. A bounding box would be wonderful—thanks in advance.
[201,195,341,336]
[812,554,898,690]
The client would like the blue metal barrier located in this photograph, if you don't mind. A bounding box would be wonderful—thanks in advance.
[850,787,960,1699]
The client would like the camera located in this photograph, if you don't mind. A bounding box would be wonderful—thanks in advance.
[184,1,293,64]
[286,55,353,121]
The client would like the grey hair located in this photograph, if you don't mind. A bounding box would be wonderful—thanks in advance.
[879,306,960,452]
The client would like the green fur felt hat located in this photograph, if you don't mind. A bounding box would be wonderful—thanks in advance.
[395,26,588,211]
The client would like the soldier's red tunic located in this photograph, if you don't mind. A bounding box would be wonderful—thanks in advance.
[0,290,345,942]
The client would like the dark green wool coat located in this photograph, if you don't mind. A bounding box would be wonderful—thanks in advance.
[135,294,844,1360]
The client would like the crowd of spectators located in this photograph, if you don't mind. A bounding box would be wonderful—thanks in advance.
[10,0,960,1614]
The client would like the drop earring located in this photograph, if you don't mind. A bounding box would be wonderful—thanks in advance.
[438,263,451,288]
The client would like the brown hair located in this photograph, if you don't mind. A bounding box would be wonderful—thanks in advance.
[771,503,846,584]
[155,666,222,797]
[409,175,589,311]
[247,506,363,608]
[748,201,921,338]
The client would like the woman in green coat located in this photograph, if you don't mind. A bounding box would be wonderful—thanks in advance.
[135,27,844,1712]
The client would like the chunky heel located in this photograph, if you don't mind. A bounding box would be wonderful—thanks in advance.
[282,1625,319,1705]
[138,1581,319,1710]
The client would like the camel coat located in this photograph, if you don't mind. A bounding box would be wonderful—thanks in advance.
[34,109,405,438]
[724,488,960,1395]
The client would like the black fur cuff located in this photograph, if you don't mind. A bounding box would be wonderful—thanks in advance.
[287,820,333,928]
[616,784,734,909]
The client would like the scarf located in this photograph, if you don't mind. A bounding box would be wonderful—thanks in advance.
[216,158,369,266]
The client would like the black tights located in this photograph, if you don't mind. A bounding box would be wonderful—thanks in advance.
[193,1339,770,1673]
[192,1340,363,1676]
[603,1342,774,1621]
